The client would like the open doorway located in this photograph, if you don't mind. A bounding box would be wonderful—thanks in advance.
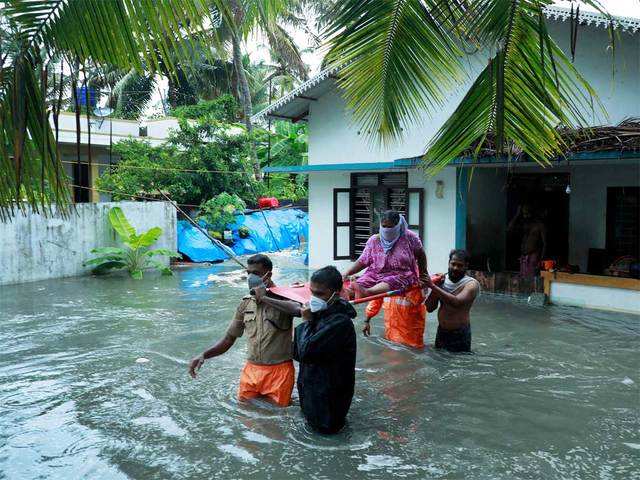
[505,173,570,271]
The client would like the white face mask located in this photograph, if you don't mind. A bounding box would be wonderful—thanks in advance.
[379,224,400,242]
[247,272,267,292]
[309,293,335,313]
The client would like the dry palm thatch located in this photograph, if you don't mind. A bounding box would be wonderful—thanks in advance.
[461,117,640,159]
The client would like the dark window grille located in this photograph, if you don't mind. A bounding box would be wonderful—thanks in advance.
[331,172,424,261]
[606,186,640,260]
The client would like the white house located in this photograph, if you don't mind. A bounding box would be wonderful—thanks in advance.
[54,112,182,202]
[254,6,640,313]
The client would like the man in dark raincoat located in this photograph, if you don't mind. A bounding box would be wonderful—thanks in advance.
[294,266,357,434]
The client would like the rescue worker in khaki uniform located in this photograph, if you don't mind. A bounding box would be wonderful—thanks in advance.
[188,254,298,407]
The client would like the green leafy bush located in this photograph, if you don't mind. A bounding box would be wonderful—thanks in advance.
[96,120,260,206]
[171,95,238,122]
[198,192,246,233]
[84,207,181,279]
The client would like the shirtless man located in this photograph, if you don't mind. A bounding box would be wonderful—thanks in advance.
[424,249,479,353]
[508,205,547,277]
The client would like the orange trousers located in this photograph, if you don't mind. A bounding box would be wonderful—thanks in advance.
[238,360,295,407]
[365,289,426,349]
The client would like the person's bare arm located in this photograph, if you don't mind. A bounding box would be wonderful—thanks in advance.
[428,281,479,309]
[253,286,301,317]
[344,259,366,278]
[416,248,428,279]
[189,334,236,378]
[507,206,522,233]
[189,300,248,378]
[539,224,547,259]
[425,292,439,312]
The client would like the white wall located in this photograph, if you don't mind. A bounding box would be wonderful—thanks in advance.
[547,22,640,125]
[308,171,351,270]
[307,168,456,275]
[55,112,178,147]
[0,202,177,285]
[550,282,640,314]
[307,85,477,166]
[569,163,640,271]
[409,169,457,275]
[146,117,181,139]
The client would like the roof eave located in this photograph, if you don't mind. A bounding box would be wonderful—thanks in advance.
[254,6,639,123]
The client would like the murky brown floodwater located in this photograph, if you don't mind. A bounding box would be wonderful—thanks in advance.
[1,255,638,479]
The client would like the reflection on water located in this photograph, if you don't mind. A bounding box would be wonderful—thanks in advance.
[1,256,638,479]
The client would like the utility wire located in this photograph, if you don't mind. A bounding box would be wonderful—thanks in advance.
[69,184,200,207]
[61,160,259,175]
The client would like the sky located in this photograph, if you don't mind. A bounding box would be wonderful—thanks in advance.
[143,0,639,118]
[553,0,639,16]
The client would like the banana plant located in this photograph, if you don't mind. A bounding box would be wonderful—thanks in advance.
[84,207,181,279]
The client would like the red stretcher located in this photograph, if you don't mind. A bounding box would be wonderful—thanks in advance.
[268,275,444,305]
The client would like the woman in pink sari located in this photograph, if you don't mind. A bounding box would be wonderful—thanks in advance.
[343,210,428,297]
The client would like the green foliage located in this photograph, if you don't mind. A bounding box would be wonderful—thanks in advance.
[198,193,246,232]
[423,2,600,173]
[84,207,181,279]
[255,121,308,200]
[260,174,307,201]
[238,226,251,238]
[96,119,261,206]
[256,121,308,168]
[98,105,310,205]
[1,0,215,218]
[171,95,239,122]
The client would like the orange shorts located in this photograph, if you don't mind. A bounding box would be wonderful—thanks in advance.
[238,360,295,407]
[366,289,426,349]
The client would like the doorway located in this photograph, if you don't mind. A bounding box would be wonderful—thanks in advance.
[505,172,570,271]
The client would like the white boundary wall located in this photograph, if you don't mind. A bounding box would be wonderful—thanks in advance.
[549,282,640,314]
[0,202,177,285]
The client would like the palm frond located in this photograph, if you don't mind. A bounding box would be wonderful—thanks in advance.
[112,69,156,119]
[324,0,465,144]
[264,23,308,80]
[424,0,603,174]
[1,0,214,218]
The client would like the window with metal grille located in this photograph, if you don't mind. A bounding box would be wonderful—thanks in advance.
[606,186,639,260]
[333,172,424,260]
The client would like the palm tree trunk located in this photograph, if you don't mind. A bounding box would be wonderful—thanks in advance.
[230,31,260,181]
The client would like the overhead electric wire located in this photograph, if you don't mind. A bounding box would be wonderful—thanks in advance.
[69,184,200,207]
[60,160,257,175]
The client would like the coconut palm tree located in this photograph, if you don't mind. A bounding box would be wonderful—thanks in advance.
[0,0,217,219]
[324,0,611,172]
[209,0,308,179]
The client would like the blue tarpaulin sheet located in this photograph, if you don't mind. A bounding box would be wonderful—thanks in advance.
[178,209,308,263]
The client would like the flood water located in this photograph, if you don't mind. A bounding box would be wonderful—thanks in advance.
[1,255,638,479]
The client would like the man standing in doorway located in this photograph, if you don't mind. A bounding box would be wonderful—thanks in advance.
[424,250,479,353]
[508,204,547,277]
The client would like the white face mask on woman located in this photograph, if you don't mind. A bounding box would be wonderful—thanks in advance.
[309,293,336,313]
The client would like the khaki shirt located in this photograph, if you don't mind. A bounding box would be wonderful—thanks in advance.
[226,295,294,365]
